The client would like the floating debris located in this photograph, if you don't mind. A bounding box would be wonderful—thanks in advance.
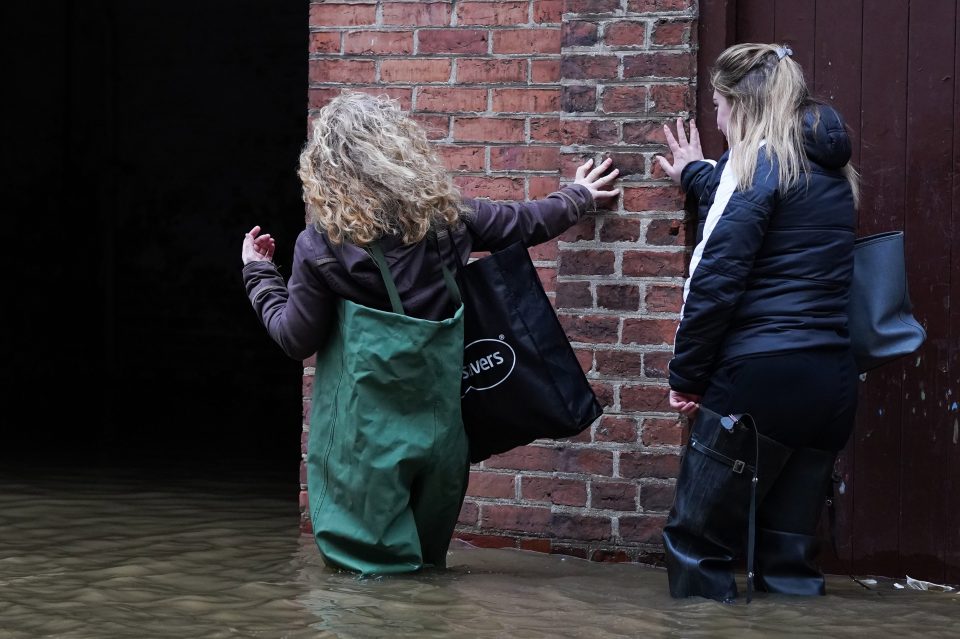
[855,575,959,593]
[904,576,956,592]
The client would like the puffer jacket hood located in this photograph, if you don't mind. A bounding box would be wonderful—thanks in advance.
[802,104,852,170]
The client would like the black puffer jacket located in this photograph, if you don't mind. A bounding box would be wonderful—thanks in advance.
[669,104,856,396]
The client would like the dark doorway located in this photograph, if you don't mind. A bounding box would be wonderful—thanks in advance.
[2,2,309,476]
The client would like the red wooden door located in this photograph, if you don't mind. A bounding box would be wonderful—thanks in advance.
[697,0,960,583]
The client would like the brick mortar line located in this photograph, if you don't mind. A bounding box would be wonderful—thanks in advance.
[455,529,667,549]
[591,377,676,386]
[481,436,680,450]
[327,82,568,87]
[554,244,686,251]
[480,470,678,479]
[556,341,677,349]
[553,272,687,278]
[556,303,683,312]
[455,169,562,174]
[556,78,694,85]
[469,497,671,519]
[560,46,691,53]
[550,503,669,518]
[479,444,683,456]
[556,302,680,308]
[548,251,687,258]
[309,53,565,59]
[305,25,689,31]
[560,211,686,218]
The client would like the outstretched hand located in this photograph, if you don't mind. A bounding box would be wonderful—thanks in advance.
[574,157,620,205]
[242,225,276,265]
[656,118,704,185]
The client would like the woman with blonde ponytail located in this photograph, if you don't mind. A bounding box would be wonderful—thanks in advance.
[656,44,859,602]
[239,91,619,576]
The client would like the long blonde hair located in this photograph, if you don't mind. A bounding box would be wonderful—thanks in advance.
[711,43,859,203]
[298,91,467,246]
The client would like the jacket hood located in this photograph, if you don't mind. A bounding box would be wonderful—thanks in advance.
[801,104,852,170]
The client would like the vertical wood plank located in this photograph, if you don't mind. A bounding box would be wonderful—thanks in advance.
[812,0,863,576]
[944,6,960,586]
[899,0,956,583]
[772,0,817,86]
[736,0,774,43]
[847,0,909,581]
[812,0,863,166]
[696,0,736,159]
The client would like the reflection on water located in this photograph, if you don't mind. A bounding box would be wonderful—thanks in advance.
[1,467,957,638]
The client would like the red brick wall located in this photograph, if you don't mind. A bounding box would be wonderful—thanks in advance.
[302,0,696,564]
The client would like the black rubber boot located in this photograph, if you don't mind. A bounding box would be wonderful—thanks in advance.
[663,411,793,602]
[754,447,837,595]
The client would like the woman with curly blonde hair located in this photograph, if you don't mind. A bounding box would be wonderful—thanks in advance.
[241,91,618,575]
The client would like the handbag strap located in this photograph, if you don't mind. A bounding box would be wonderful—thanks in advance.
[741,413,760,605]
[826,466,842,558]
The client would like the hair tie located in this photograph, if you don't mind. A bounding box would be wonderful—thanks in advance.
[775,45,793,61]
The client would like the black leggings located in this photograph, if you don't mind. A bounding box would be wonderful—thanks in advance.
[699,348,858,452]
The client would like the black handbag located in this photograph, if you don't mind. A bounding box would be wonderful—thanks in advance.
[436,232,602,463]
[847,231,926,373]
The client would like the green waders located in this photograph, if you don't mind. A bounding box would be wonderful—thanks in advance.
[306,240,469,576]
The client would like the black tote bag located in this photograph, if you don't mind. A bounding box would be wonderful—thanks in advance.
[847,231,926,373]
[438,234,602,463]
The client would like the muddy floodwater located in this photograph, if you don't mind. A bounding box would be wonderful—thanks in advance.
[1,466,957,638]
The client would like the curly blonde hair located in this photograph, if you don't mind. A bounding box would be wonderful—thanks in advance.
[298,91,467,246]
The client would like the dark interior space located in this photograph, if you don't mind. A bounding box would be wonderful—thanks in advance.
[2,1,309,477]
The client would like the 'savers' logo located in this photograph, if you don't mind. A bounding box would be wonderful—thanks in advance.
[461,335,516,397]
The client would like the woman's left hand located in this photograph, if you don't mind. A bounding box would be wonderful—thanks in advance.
[669,390,702,418]
[242,225,276,265]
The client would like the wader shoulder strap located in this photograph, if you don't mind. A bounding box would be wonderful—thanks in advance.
[367,242,405,315]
